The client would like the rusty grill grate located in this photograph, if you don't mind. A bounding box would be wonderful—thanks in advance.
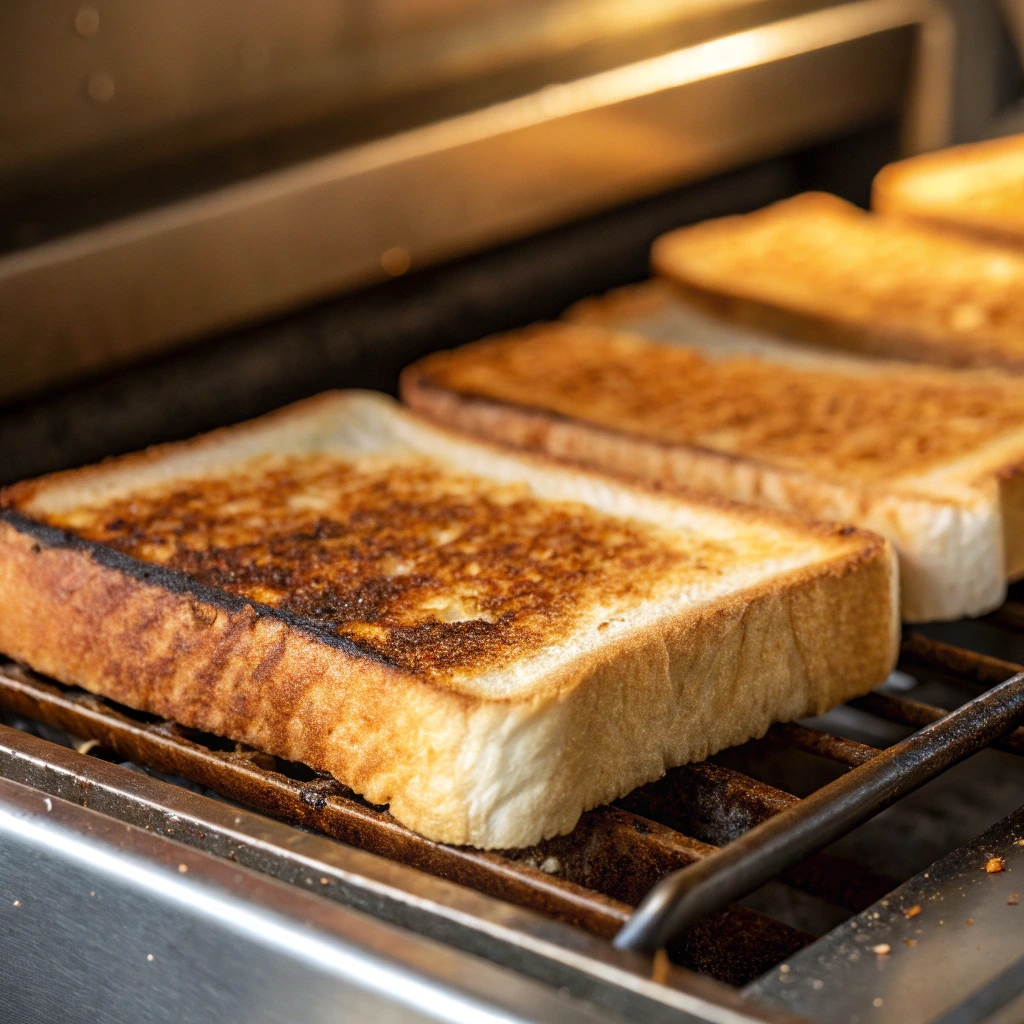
[2,613,1024,988]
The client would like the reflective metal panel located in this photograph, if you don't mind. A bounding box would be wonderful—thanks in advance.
[0,725,791,1024]
[0,775,637,1024]
[0,0,951,405]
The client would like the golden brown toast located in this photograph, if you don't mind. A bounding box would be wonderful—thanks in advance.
[402,310,1024,621]
[0,391,898,847]
[651,192,1024,373]
[873,134,1024,247]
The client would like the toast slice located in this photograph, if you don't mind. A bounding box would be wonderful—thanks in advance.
[650,192,1024,373]
[873,134,1024,247]
[0,391,897,848]
[402,298,1024,622]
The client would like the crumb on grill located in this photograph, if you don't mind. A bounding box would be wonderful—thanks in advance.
[986,857,1005,874]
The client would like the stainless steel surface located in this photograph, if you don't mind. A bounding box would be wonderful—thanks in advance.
[0,0,942,189]
[0,774,632,1024]
[0,0,952,405]
[746,804,1024,1024]
[0,723,791,1024]
[615,667,1024,954]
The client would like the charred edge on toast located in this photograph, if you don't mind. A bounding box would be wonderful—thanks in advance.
[0,508,396,667]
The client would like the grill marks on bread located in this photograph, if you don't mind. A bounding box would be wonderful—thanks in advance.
[415,327,1024,483]
[38,454,725,681]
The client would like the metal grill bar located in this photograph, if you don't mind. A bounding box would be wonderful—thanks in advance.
[850,691,1024,757]
[765,722,880,767]
[898,634,1021,688]
[613,657,1024,954]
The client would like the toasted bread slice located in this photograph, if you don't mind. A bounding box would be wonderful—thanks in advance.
[650,192,1024,373]
[0,391,896,848]
[403,299,1024,622]
[873,135,1024,247]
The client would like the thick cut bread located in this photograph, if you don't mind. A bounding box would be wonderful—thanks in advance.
[0,391,897,848]
[873,135,1024,247]
[403,298,1024,622]
[650,192,1024,373]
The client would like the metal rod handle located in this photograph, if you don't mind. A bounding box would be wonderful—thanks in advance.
[614,667,1024,954]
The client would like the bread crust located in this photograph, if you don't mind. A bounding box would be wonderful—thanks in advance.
[873,135,1024,249]
[0,392,898,847]
[651,192,1024,374]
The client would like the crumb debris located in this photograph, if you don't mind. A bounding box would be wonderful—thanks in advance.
[44,797,52,812]
[811,980,824,990]
[1016,839,1024,847]
[320,877,329,886]
[904,939,917,948]
[147,954,154,962]
[539,856,561,874]
[1010,894,1020,906]
[967,918,974,926]
[939,920,945,925]
[872,944,891,956]
[177,864,189,874]
[12,900,20,908]
[873,998,884,1008]
[779,964,790,974]
[986,857,1005,874]
[652,949,669,985]
[904,905,922,919]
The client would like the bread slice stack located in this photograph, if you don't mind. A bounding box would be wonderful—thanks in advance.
[648,192,1024,374]
[0,391,898,847]
[873,133,1024,248]
[403,298,1024,622]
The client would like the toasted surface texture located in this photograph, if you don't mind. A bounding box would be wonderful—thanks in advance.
[873,135,1024,247]
[403,305,1024,621]
[46,453,694,684]
[650,192,1024,373]
[0,392,897,848]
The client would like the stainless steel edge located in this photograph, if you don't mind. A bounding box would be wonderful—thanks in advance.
[746,804,1024,1024]
[0,0,952,405]
[0,724,800,1024]
[0,773,627,1024]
